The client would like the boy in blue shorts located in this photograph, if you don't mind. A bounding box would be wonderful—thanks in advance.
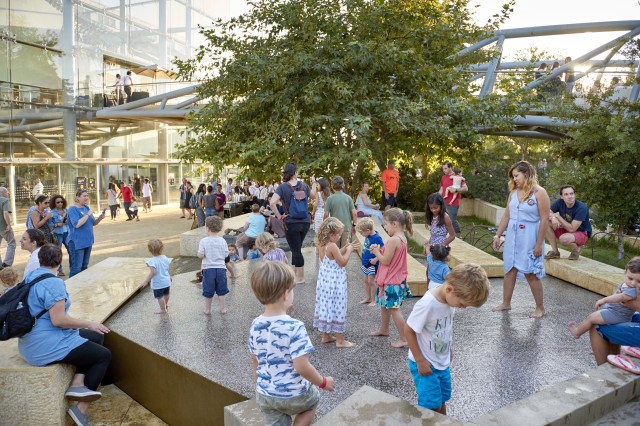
[356,217,384,306]
[248,262,334,425]
[198,216,229,315]
[404,263,490,414]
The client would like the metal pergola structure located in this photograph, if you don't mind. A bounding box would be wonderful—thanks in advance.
[2,21,639,156]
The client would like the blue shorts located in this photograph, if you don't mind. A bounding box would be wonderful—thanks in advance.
[361,264,377,276]
[202,268,229,298]
[152,287,170,298]
[596,313,640,347]
[408,359,451,410]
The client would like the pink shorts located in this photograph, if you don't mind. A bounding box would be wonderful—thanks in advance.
[554,228,589,246]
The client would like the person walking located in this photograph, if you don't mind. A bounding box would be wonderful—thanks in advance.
[142,179,153,212]
[380,160,400,211]
[120,182,133,221]
[438,161,467,238]
[323,176,358,249]
[0,187,15,269]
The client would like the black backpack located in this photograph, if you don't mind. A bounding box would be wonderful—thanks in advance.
[0,273,56,341]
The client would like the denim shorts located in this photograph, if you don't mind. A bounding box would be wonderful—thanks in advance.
[202,268,229,298]
[255,385,320,426]
[152,287,170,298]
[408,359,451,410]
[596,313,640,347]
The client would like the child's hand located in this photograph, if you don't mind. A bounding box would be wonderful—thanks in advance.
[323,376,335,392]
[378,287,384,298]
[595,298,606,309]
[370,258,378,265]
[369,244,380,254]
[416,359,433,376]
[350,241,361,251]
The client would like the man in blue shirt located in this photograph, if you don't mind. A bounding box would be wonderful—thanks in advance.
[545,185,592,260]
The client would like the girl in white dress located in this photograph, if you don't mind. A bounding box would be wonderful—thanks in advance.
[311,177,331,233]
[313,217,359,348]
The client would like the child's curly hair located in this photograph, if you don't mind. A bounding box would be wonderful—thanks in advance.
[430,244,450,262]
[315,217,344,247]
[256,232,278,252]
[0,267,19,288]
[356,217,374,234]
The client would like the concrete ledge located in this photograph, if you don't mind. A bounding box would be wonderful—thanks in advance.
[315,385,466,425]
[411,227,504,278]
[180,213,251,257]
[0,257,150,425]
[224,398,264,426]
[544,248,624,297]
[474,363,640,426]
[471,199,505,226]
[353,221,429,296]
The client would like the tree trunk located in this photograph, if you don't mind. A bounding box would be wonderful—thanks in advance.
[617,225,625,261]
[350,159,365,197]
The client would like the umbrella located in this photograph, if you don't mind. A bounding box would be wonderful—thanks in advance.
[130,64,178,81]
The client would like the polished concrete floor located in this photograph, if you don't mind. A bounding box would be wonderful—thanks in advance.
[106,248,602,422]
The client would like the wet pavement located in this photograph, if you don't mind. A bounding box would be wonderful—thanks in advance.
[106,246,602,421]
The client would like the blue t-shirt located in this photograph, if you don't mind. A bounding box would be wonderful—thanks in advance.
[18,268,87,366]
[551,199,592,237]
[146,255,172,290]
[427,255,450,285]
[248,315,315,398]
[362,232,384,267]
[49,208,69,235]
[246,214,267,238]
[67,205,96,249]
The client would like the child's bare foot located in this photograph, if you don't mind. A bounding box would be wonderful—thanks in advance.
[220,309,228,315]
[321,336,336,344]
[370,330,389,337]
[155,309,167,314]
[391,340,408,348]
[203,310,211,315]
[567,321,580,338]
[530,307,545,318]
[359,299,371,304]
[368,301,377,307]
[492,303,511,312]
[336,340,356,348]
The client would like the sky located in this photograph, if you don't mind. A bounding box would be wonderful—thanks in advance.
[470,0,640,60]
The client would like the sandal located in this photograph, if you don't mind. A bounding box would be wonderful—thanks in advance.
[607,354,640,374]
[544,251,560,259]
[568,250,581,260]
[621,346,640,359]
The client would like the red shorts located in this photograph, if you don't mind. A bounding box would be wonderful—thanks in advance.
[554,228,589,246]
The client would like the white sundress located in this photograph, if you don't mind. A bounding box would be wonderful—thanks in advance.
[313,193,325,233]
[313,255,348,333]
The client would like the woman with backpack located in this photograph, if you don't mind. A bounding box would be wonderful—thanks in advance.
[270,163,311,284]
[18,244,111,426]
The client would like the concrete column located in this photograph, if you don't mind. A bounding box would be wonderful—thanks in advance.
[95,165,102,209]
[62,0,77,160]
[159,0,167,67]
[157,126,169,205]
[185,0,192,53]
[120,0,127,56]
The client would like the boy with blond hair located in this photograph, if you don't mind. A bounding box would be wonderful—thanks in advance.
[405,263,490,415]
[356,217,383,306]
[249,262,334,425]
[198,216,229,315]
[141,239,172,314]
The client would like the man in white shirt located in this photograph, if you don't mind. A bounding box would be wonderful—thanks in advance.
[142,178,153,213]
[248,181,259,201]
[32,178,44,198]
[123,71,133,102]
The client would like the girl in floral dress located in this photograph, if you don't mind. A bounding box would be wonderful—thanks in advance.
[313,217,358,348]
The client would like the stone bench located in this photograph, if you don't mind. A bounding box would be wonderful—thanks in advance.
[544,248,624,297]
[0,257,150,425]
[180,213,251,257]
[411,226,505,278]
[353,221,429,296]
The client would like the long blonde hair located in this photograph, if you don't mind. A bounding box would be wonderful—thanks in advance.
[315,217,344,247]
[383,208,414,236]
[508,161,538,202]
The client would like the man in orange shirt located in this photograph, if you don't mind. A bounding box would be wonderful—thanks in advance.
[380,160,400,211]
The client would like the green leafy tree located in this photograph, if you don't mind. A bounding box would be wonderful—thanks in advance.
[548,79,640,260]
[176,0,513,190]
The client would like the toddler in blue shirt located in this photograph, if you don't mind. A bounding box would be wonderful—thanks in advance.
[427,244,450,290]
[141,239,172,313]
[356,218,384,306]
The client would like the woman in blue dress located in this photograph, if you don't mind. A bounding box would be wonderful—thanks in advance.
[492,161,550,318]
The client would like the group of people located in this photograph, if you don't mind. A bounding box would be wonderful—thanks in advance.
[179,179,227,227]
[3,158,640,426]
[535,57,575,99]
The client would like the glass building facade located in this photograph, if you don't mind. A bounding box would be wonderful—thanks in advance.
[0,0,240,223]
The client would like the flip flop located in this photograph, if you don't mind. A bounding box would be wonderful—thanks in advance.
[621,346,640,359]
[607,354,640,374]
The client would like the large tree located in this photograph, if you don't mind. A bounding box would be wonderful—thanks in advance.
[176,0,512,185]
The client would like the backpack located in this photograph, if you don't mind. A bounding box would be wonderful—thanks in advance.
[286,182,309,220]
[0,273,56,341]
[189,191,198,209]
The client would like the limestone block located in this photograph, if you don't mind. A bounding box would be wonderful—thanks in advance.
[224,398,264,426]
[315,385,467,425]
[472,199,505,227]
[458,198,474,217]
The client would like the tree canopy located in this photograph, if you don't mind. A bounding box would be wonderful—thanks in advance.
[176,0,513,184]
